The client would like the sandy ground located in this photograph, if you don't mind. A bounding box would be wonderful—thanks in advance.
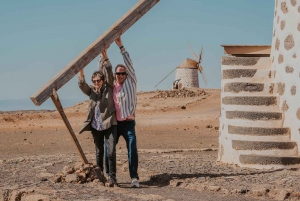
[0,89,298,201]
[0,89,220,160]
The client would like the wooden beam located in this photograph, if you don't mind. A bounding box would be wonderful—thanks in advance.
[50,89,88,164]
[31,0,160,106]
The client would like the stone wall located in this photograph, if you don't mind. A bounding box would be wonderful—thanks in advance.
[271,0,300,151]
[175,68,199,88]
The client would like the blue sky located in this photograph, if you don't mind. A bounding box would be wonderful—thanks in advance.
[0,0,275,110]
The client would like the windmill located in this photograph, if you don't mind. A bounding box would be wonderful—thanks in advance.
[187,43,207,85]
[173,43,207,89]
[154,43,208,89]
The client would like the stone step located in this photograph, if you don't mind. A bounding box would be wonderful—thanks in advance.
[222,104,279,112]
[228,125,290,136]
[232,140,297,150]
[239,154,300,166]
[225,118,283,128]
[228,133,290,142]
[226,111,282,121]
[222,96,277,106]
[223,82,275,94]
[222,69,274,82]
[222,57,271,69]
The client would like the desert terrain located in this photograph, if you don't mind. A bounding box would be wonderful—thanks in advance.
[1,89,300,201]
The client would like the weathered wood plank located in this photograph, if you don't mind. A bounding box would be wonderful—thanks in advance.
[51,89,88,164]
[31,0,160,106]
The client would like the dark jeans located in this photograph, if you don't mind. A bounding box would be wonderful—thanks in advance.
[105,120,139,179]
[92,125,117,179]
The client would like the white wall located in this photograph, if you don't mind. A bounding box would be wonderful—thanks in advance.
[271,0,300,150]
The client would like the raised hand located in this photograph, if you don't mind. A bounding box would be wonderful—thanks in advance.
[115,36,123,48]
[79,69,84,79]
[101,45,110,59]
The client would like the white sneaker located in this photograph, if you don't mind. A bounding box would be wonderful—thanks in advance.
[131,178,139,188]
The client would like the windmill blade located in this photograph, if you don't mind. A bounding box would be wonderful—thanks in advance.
[154,67,176,88]
[187,42,197,60]
[198,65,203,73]
[199,46,203,63]
[200,71,208,85]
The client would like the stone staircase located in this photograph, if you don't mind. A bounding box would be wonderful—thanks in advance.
[218,56,300,169]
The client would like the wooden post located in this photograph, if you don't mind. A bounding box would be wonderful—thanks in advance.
[31,0,160,106]
[50,88,88,164]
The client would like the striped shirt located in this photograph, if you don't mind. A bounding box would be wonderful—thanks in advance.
[115,50,137,119]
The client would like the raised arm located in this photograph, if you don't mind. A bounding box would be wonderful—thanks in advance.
[78,69,91,96]
[115,37,137,84]
[99,47,114,87]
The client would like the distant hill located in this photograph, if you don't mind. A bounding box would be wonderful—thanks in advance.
[0,98,84,112]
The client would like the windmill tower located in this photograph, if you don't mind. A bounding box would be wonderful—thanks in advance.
[174,43,207,89]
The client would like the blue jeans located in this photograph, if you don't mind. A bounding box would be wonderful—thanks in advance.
[105,120,139,179]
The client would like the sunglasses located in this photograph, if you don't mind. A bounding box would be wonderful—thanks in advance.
[92,79,101,83]
[116,72,127,76]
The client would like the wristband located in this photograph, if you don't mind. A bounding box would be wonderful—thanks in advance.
[119,46,124,49]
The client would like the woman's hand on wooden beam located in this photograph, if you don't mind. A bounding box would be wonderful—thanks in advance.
[79,69,84,79]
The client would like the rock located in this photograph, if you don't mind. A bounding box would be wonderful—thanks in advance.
[195,183,206,191]
[207,186,221,191]
[0,189,10,201]
[290,191,300,199]
[268,189,291,201]
[181,106,186,109]
[83,164,91,174]
[63,165,74,174]
[89,167,107,184]
[197,177,206,182]
[169,180,183,187]
[78,172,86,182]
[53,174,62,183]
[39,172,54,178]
[93,179,100,183]
[150,89,206,99]
[74,162,83,170]
[65,174,78,183]
[220,188,230,195]
[10,190,24,201]
[250,188,268,196]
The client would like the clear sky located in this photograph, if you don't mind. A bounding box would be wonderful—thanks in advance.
[0,0,275,111]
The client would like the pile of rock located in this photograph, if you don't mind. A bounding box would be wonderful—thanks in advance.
[53,163,106,184]
[150,88,207,99]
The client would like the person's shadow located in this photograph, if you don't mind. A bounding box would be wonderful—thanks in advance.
[139,168,287,188]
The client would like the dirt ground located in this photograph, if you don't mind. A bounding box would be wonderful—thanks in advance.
[0,89,296,201]
[0,88,220,160]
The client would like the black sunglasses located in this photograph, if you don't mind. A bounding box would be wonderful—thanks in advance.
[92,79,101,83]
[116,72,127,76]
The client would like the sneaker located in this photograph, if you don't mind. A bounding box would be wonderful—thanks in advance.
[131,178,139,188]
[106,176,119,187]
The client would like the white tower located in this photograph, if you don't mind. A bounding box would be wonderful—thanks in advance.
[175,58,199,89]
